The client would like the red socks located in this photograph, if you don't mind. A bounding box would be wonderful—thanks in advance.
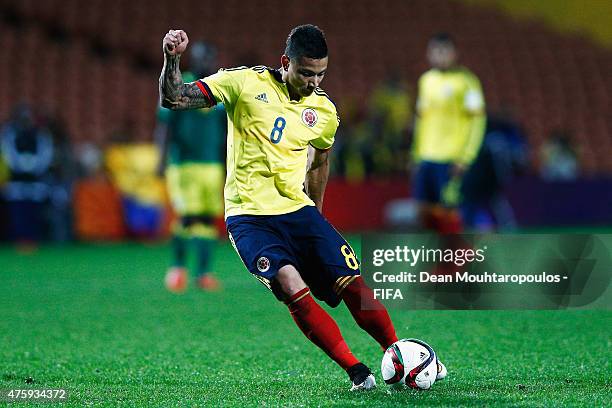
[285,278,398,371]
[341,276,398,350]
[425,206,463,234]
[286,288,359,370]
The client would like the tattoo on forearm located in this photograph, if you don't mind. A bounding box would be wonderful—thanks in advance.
[178,83,209,109]
[159,55,208,109]
[159,55,182,106]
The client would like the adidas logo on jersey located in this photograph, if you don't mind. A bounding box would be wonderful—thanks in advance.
[255,93,269,103]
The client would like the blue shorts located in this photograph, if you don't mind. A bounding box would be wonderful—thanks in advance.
[412,161,453,204]
[226,205,360,307]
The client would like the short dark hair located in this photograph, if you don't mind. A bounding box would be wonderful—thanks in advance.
[429,32,455,46]
[285,24,328,60]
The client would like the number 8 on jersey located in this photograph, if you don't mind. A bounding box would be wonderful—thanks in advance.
[270,117,286,144]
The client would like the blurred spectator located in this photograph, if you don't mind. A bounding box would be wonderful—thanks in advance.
[461,110,529,231]
[540,130,579,181]
[75,141,104,178]
[0,151,9,240]
[332,74,413,181]
[40,109,77,242]
[105,121,166,239]
[369,72,413,173]
[333,103,371,182]
[0,104,53,242]
[370,73,412,135]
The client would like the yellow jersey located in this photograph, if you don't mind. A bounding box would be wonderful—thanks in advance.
[413,67,486,165]
[201,66,339,218]
[105,143,166,206]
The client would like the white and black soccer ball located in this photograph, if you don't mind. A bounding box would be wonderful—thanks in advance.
[381,338,438,390]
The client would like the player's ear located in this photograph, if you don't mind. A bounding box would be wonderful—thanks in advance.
[281,55,290,71]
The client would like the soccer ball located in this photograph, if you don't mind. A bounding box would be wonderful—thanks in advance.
[381,338,438,390]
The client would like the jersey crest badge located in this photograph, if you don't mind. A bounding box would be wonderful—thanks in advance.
[301,108,318,127]
[257,256,271,272]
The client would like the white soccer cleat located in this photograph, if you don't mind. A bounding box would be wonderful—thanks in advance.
[351,373,377,391]
[436,359,447,381]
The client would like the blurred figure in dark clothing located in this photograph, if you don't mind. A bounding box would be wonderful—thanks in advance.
[0,151,9,240]
[540,130,579,181]
[40,109,77,242]
[0,104,54,242]
[461,110,529,231]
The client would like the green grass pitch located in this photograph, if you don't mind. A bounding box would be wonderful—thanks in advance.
[1,240,610,407]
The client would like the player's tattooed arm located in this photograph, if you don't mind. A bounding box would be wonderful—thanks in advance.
[159,29,212,110]
[159,56,211,110]
[305,147,331,213]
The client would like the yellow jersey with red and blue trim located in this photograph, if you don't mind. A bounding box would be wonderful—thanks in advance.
[413,67,486,165]
[198,66,339,218]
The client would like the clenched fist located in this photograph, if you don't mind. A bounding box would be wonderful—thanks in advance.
[163,29,189,56]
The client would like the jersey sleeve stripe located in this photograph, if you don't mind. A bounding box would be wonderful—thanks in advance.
[223,66,249,72]
[196,80,216,106]
[314,88,335,105]
[314,89,339,123]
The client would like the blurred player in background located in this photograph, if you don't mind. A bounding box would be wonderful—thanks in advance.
[159,25,447,390]
[156,41,226,292]
[0,104,54,244]
[412,33,486,233]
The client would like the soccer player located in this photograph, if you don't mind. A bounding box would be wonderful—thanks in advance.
[412,33,486,233]
[156,41,226,292]
[159,25,446,390]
